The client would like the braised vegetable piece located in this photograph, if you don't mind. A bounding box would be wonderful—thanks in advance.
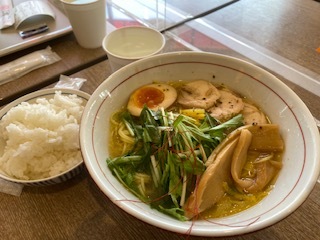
[184,124,283,219]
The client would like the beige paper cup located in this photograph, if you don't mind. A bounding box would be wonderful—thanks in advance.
[61,0,106,49]
[102,26,166,72]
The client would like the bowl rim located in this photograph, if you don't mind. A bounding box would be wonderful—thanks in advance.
[0,88,90,184]
[102,25,166,60]
[80,51,320,236]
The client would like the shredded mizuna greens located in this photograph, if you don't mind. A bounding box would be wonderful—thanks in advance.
[107,106,244,221]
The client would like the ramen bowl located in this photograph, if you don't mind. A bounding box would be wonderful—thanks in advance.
[80,51,320,237]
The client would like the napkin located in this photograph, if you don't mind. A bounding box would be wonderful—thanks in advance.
[0,178,23,196]
[0,47,61,86]
[0,0,14,29]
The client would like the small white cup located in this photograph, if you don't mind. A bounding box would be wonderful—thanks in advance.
[60,0,106,49]
[102,26,166,72]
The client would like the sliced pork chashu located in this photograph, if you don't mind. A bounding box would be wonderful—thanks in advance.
[184,124,284,219]
[208,88,244,122]
[177,80,221,109]
[241,102,268,125]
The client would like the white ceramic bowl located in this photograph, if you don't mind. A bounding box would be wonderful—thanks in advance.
[0,88,90,186]
[80,51,320,237]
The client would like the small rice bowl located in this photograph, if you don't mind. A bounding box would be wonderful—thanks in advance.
[0,91,85,181]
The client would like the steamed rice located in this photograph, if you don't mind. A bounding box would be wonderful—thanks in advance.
[0,91,85,180]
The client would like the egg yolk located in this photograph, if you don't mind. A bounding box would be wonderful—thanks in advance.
[133,87,165,108]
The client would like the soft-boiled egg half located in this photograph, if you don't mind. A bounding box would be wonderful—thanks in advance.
[127,83,177,116]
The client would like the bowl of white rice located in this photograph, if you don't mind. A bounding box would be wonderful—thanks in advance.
[0,88,90,186]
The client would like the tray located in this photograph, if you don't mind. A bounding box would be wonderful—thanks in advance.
[0,0,72,57]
